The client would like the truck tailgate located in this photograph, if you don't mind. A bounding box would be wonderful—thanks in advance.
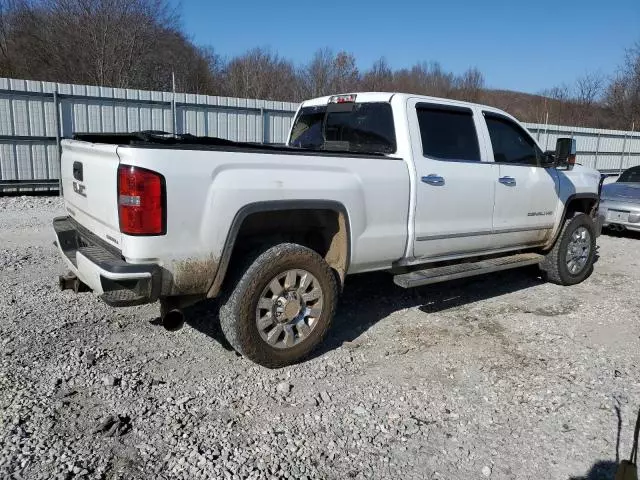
[61,140,122,247]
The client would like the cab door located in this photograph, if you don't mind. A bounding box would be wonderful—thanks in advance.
[481,112,559,249]
[409,99,498,260]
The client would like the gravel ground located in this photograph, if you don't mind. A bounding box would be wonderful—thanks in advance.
[1,196,639,480]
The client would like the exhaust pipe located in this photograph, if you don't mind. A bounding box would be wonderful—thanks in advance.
[161,308,185,332]
[157,297,200,332]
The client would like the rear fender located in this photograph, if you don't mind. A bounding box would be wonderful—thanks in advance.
[206,200,352,298]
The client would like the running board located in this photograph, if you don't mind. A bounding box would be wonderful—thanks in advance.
[393,252,544,289]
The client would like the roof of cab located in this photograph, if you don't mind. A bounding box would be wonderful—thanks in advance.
[300,92,395,106]
[299,91,511,118]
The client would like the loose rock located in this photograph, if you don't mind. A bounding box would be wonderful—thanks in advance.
[102,375,119,387]
[276,382,292,395]
[1,196,640,480]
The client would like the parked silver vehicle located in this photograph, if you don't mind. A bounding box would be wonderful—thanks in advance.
[600,166,640,233]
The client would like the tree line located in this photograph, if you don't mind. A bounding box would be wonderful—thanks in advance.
[0,0,638,130]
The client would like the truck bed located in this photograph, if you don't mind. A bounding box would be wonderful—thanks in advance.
[72,131,389,158]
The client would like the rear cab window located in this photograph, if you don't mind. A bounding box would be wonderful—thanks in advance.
[289,102,396,155]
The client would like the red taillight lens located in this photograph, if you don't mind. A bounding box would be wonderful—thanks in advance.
[118,165,165,235]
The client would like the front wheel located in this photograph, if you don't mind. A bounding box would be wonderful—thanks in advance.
[540,212,596,285]
[219,243,338,368]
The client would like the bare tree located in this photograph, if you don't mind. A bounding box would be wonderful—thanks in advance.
[604,41,640,128]
[301,48,333,98]
[332,51,359,93]
[455,67,484,101]
[575,71,605,106]
[542,84,572,103]
[0,0,14,74]
[391,61,457,97]
[360,57,393,91]
[422,62,456,97]
[0,0,221,93]
[21,0,181,86]
[225,47,300,101]
[300,48,359,98]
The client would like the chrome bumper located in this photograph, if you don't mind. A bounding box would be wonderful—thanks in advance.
[599,200,640,232]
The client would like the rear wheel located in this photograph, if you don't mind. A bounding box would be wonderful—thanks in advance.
[540,212,596,285]
[219,243,338,368]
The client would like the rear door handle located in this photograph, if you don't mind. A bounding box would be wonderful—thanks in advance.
[421,174,445,186]
[499,176,516,186]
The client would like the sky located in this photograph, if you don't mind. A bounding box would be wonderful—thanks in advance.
[175,0,640,94]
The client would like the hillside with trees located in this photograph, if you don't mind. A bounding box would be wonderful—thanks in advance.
[0,0,638,130]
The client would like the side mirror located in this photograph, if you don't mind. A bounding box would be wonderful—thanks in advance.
[555,138,577,169]
[541,150,556,167]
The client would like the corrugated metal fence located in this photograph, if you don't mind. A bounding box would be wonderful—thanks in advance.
[524,122,640,173]
[0,76,639,191]
[0,77,297,190]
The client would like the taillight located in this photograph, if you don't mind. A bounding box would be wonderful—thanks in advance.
[117,165,165,235]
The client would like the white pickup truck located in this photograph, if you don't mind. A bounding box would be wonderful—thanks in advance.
[53,92,604,367]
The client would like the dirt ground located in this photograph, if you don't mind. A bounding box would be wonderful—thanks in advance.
[1,196,639,480]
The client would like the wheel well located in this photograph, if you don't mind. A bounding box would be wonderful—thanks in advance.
[543,197,598,252]
[565,197,598,218]
[542,196,598,252]
[222,208,349,289]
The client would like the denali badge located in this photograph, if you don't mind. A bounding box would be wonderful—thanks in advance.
[73,181,87,197]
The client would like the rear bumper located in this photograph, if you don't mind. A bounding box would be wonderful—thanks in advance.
[599,200,640,232]
[53,216,162,306]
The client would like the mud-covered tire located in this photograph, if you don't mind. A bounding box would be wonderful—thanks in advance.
[219,243,338,368]
[540,212,596,285]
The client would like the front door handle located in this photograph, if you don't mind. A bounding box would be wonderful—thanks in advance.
[421,174,445,186]
[499,176,516,186]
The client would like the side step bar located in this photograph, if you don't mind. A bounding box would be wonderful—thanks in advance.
[393,252,544,289]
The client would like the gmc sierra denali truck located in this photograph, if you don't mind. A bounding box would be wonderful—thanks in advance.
[53,92,604,367]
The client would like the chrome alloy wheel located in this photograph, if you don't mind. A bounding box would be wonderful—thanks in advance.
[255,269,324,349]
[566,226,592,275]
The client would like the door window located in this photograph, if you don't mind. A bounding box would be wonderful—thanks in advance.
[416,105,480,161]
[485,114,543,166]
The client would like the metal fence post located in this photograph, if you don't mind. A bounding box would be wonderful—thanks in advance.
[260,107,266,144]
[620,132,628,174]
[53,88,63,195]
[171,72,177,135]
[627,121,636,172]
[594,132,601,171]
[543,111,549,150]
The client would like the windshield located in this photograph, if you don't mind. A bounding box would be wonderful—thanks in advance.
[289,103,396,154]
[618,166,640,183]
